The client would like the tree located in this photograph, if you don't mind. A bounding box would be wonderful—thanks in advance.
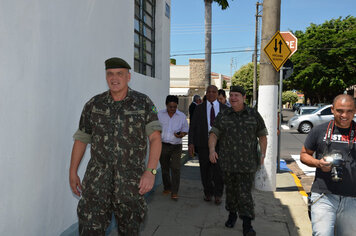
[284,16,356,104]
[231,62,260,103]
[282,91,298,105]
[222,79,227,89]
[170,58,176,65]
[205,0,233,85]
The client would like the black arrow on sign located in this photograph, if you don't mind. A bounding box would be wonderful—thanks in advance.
[279,40,282,53]
[274,39,278,52]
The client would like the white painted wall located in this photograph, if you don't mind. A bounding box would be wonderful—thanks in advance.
[170,65,190,79]
[171,77,190,87]
[170,65,190,95]
[0,0,170,235]
[170,64,226,90]
[212,74,222,89]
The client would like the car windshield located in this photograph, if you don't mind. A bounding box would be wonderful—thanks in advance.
[301,109,317,115]
[310,106,325,114]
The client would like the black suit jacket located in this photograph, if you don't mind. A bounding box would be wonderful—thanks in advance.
[188,101,228,148]
[188,102,197,120]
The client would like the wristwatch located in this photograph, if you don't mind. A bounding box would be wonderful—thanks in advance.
[146,168,157,175]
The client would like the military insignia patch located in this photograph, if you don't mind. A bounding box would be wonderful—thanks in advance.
[152,106,158,114]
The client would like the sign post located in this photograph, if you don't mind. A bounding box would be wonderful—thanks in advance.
[280,31,298,57]
[263,31,292,71]
[264,31,298,172]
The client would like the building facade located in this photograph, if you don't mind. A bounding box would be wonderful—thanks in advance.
[0,1,170,235]
[170,59,231,115]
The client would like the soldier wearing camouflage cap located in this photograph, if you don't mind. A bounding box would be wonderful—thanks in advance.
[208,85,268,236]
[69,57,162,235]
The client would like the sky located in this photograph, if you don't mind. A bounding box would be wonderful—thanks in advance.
[170,0,356,77]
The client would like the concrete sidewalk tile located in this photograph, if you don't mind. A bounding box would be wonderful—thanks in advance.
[144,225,201,236]
[139,164,312,236]
[253,218,290,236]
[201,229,242,236]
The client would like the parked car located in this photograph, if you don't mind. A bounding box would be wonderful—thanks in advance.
[288,105,333,134]
[314,103,327,107]
[295,106,319,116]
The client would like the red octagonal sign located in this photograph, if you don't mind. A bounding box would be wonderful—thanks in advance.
[280,32,298,57]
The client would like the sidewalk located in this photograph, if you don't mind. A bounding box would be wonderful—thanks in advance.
[139,158,312,236]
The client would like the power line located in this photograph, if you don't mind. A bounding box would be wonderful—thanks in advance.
[171,23,253,28]
[171,45,254,53]
[171,29,252,35]
[171,27,250,32]
[300,47,356,51]
[170,47,356,57]
[171,49,255,57]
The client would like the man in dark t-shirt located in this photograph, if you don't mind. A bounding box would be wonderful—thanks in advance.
[300,94,356,236]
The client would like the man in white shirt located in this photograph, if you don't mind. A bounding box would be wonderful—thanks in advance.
[158,95,189,200]
[218,89,231,107]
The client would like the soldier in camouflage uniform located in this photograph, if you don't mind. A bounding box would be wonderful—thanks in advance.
[208,86,268,236]
[69,57,162,236]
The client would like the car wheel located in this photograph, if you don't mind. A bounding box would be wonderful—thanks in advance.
[298,122,313,134]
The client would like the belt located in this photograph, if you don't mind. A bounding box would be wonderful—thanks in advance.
[162,142,182,146]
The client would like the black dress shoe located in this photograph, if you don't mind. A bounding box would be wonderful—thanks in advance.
[243,227,256,236]
[225,212,237,228]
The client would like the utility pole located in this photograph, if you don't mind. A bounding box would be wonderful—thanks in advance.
[205,0,212,86]
[230,57,237,78]
[230,58,233,78]
[255,0,281,191]
[253,1,262,107]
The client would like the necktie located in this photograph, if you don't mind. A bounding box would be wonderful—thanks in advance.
[210,102,215,126]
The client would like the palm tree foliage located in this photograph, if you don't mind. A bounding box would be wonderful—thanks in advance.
[204,0,234,85]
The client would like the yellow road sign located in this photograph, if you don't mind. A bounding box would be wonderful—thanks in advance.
[264,31,292,71]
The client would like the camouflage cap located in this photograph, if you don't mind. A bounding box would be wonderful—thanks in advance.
[105,57,131,70]
[230,85,246,96]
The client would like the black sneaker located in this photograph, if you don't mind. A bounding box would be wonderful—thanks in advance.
[225,212,237,228]
[243,227,256,236]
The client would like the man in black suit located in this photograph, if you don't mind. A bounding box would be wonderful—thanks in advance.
[188,85,227,205]
[188,95,202,120]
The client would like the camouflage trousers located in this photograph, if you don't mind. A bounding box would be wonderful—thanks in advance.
[77,192,146,236]
[223,172,255,219]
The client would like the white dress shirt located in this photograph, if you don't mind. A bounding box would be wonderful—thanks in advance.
[206,100,220,131]
[158,109,189,145]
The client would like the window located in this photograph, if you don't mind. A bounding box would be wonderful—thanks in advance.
[320,107,332,116]
[134,0,155,77]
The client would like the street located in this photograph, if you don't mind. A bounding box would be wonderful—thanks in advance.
[281,109,314,193]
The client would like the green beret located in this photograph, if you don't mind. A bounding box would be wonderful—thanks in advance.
[105,57,131,70]
[230,85,246,96]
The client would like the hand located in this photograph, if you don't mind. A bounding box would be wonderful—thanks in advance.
[174,132,182,138]
[139,171,155,195]
[260,154,265,165]
[209,151,218,163]
[69,172,82,197]
[319,158,332,172]
[188,144,195,157]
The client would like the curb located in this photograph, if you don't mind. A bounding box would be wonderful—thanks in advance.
[289,171,309,205]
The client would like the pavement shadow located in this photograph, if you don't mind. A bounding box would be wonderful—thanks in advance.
[140,159,310,236]
[276,186,299,192]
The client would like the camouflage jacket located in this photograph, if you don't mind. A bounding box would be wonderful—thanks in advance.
[210,106,268,173]
[73,88,161,198]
